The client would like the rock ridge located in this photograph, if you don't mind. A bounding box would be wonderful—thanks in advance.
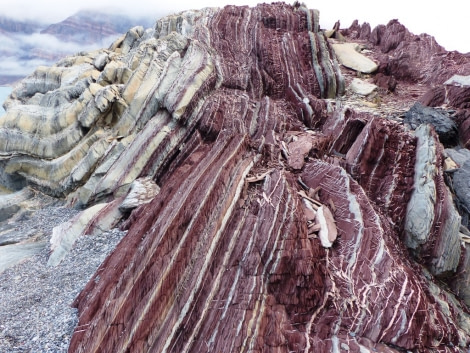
[1,3,470,353]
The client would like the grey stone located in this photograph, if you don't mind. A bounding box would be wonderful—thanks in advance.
[93,52,109,71]
[405,124,437,249]
[454,159,470,224]
[0,229,38,246]
[0,188,34,222]
[405,124,461,275]
[452,243,470,307]
[444,75,470,87]
[0,242,45,274]
[331,42,378,73]
[444,147,470,167]
[404,102,458,146]
[349,78,377,96]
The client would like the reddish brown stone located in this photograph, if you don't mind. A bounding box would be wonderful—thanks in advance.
[2,3,468,353]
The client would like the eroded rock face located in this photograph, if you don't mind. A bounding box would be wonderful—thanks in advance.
[2,3,470,353]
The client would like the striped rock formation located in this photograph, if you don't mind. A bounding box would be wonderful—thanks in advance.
[2,3,470,352]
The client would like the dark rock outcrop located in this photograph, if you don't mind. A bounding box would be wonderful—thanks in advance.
[404,102,458,146]
[420,75,470,149]
[454,160,470,225]
[2,3,470,353]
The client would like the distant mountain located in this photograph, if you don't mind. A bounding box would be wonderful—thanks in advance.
[0,16,42,34]
[0,11,154,85]
[41,10,153,44]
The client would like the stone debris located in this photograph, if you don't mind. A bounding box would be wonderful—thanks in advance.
[119,176,160,212]
[349,77,377,95]
[47,202,122,266]
[0,226,125,353]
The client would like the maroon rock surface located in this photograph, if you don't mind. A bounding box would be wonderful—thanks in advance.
[3,2,470,353]
[344,19,470,85]
[63,4,470,353]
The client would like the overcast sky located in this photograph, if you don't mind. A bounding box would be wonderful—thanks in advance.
[1,0,468,53]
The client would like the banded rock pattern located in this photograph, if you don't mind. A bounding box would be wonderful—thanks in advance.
[2,3,470,353]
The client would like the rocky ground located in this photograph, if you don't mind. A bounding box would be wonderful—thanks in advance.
[0,203,126,352]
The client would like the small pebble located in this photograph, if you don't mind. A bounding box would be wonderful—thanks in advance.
[0,202,126,352]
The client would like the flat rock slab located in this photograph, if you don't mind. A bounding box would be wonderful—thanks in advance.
[287,135,313,170]
[0,241,45,274]
[445,74,470,87]
[48,201,122,266]
[0,228,39,246]
[445,148,470,167]
[349,78,377,95]
[331,42,378,73]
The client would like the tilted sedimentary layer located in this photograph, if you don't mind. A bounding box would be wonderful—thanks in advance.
[2,2,470,352]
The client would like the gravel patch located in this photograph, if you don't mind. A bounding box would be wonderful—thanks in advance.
[0,204,126,352]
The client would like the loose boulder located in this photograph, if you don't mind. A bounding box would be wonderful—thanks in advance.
[331,42,378,73]
[404,102,458,146]
[349,78,377,95]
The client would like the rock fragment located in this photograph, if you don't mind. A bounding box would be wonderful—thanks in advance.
[119,176,160,212]
[404,102,458,146]
[331,42,378,73]
[349,78,377,96]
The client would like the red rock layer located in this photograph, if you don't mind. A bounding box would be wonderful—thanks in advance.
[67,4,470,353]
[204,3,343,101]
[301,160,464,351]
[343,116,416,234]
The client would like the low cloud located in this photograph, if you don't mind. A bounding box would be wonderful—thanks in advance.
[0,58,50,76]
[19,33,119,53]
[0,32,122,78]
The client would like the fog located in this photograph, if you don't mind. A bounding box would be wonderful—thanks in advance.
[0,32,119,77]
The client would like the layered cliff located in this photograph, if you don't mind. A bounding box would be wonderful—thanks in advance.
[2,3,470,352]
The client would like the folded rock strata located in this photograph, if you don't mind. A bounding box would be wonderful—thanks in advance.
[2,3,470,352]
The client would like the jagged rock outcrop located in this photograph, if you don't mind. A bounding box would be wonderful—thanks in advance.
[345,18,470,85]
[2,3,470,352]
